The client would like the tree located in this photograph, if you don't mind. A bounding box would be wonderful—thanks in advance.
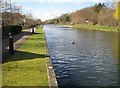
[104,2,116,10]
[114,1,120,20]
[1,0,22,26]
[58,14,70,24]
[98,8,117,27]
[36,19,42,25]
[70,7,98,25]
[12,4,22,14]
[94,3,106,13]
[25,12,34,19]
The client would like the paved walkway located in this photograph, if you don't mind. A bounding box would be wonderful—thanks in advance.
[2,29,32,62]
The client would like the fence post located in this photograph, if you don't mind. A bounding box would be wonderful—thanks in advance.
[9,32,14,55]
[32,27,34,34]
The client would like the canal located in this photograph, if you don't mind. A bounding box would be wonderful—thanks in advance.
[43,25,118,87]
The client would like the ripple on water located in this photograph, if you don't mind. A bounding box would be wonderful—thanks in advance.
[57,75,68,79]
[87,77,97,80]
[79,70,88,73]
[44,25,118,86]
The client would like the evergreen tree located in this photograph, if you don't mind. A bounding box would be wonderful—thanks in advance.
[94,3,106,13]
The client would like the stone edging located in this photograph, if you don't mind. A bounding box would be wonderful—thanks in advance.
[44,30,58,88]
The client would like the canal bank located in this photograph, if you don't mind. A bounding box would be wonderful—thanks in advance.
[73,24,118,32]
[2,26,50,86]
[44,27,58,88]
[57,24,119,32]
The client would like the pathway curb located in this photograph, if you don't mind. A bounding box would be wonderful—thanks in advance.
[44,30,58,88]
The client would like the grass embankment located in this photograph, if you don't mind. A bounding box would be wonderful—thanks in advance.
[73,24,118,32]
[2,26,49,87]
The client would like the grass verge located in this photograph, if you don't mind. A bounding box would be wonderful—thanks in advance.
[73,24,118,32]
[2,26,49,87]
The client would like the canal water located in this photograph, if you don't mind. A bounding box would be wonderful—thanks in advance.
[43,25,118,87]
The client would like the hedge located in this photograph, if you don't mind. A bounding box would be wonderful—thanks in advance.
[2,25,22,36]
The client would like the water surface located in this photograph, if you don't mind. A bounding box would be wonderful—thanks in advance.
[44,25,118,87]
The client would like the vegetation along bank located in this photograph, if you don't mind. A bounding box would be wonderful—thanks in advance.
[2,26,49,86]
[45,2,120,32]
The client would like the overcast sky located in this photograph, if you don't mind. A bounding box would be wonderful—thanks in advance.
[14,0,117,21]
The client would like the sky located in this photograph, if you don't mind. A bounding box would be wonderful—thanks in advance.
[13,0,117,21]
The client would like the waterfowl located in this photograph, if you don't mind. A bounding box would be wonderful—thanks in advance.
[72,42,75,44]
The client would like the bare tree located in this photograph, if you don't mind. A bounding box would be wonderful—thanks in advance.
[1,0,22,13]
[70,7,98,25]
[12,4,22,13]
[98,8,117,27]
[25,12,34,19]
[1,0,23,26]
[104,2,117,10]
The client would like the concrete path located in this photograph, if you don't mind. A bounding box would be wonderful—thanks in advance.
[2,29,32,62]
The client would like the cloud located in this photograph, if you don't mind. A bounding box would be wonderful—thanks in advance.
[16,0,117,21]
[28,8,64,21]
[15,0,117,3]
[90,0,118,3]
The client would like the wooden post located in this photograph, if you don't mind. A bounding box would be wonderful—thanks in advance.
[9,33,14,55]
[32,27,34,34]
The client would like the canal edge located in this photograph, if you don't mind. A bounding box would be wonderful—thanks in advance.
[44,30,58,88]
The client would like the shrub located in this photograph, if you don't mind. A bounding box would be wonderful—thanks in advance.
[98,8,117,27]
[2,25,22,36]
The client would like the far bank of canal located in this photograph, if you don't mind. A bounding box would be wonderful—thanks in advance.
[44,24,119,87]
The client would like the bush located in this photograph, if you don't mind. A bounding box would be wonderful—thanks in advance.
[2,25,22,36]
[98,8,117,27]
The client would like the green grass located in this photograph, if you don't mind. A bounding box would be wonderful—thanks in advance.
[73,24,118,32]
[2,26,49,87]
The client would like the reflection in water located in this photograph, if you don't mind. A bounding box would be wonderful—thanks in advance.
[44,25,118,87]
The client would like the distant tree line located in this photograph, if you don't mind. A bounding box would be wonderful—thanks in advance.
[1,0,42,38]
[1,0,42,28]
[45,2,120,28]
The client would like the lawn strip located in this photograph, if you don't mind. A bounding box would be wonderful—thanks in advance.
[2,26,49,87]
